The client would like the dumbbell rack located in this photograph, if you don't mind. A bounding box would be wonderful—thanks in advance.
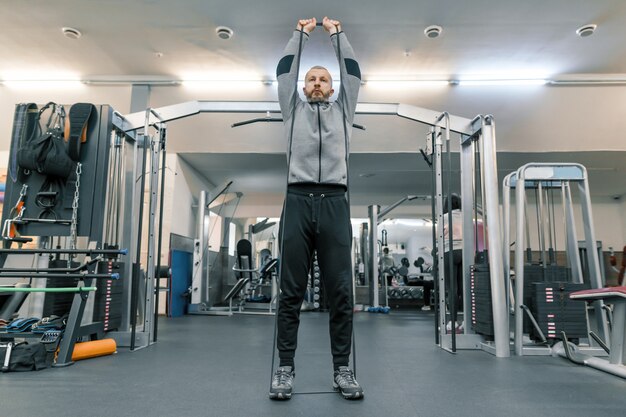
[387,287,424,308]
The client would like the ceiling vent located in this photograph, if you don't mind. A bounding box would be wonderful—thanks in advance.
[62,27,82,40]
[424,25,443,39]
[216,26,234,40]
[576,24,597,37]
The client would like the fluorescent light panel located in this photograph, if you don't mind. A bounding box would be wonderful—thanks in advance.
[380,218,431,227]
[9,76,626,87]
[180,79,268,89]
[456,79,547,86]
[2,80,85,89]
[364,80,449,88]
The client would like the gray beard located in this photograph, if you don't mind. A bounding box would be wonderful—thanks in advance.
[308,95,328,103]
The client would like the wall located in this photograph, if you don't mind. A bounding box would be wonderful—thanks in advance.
[162,154,215,255]
[404,233,434,275]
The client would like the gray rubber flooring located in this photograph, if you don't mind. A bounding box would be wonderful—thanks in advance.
[1,310,626,417]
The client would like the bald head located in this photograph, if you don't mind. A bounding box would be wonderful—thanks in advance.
[303,66,334,103]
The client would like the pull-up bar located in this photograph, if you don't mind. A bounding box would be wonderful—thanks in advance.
[0,287,97,293]
[119,101,475,135]
[0,257,102,274]
[0,273,118,279]
[0,248,127,256]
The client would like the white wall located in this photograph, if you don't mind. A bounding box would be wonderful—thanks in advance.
[589,199,626,250]
[405,233,435,275]
[161,154,216,258]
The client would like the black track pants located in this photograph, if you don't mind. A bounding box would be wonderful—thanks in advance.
[277,185,353,369]
[444,249,463,320]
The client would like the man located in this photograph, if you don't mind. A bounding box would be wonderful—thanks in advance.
[270,17,363,401]
[413,257,434,311]
[379,247,396,286]
[443,193,464,332]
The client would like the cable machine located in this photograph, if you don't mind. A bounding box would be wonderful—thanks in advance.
[0,103,130,363]
[503,163,609,357]
[428,114,509,357]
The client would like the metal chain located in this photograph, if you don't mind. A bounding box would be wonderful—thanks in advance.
[69,162,82,252]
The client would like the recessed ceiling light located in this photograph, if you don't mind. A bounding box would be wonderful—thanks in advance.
[216,26,234,40]
[424,25,443,39]
[576,24,597,37]
[62,27,82,40]
[154,52,164,58]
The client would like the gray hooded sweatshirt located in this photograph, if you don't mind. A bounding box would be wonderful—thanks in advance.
[276,30,361,187]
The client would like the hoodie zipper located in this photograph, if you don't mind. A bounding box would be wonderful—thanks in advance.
[317,103,322,182]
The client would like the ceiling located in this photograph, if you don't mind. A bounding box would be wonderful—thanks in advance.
[2,0,626,224]
[4,0,626,80]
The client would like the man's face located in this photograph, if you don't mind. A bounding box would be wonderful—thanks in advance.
[303,68,334,103]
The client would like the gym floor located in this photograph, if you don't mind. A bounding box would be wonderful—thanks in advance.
[1,310,625,417]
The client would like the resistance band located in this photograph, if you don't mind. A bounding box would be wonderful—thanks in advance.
[268,21,307,392]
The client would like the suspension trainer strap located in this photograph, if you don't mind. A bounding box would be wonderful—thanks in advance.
[9,103,38,182]
[334,23,361,378]
[270,25,307,391]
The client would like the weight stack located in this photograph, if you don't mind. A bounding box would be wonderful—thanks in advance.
[93,261,124,331]
[530,282,588,343]
[42,277,80,318]
[523,264,571,332]
[470,263,494,336]
[43,260,81,318]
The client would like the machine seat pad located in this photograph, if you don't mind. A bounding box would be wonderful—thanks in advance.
[570,286,626,301]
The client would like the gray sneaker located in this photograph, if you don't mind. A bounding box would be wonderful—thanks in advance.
[269,366,294,400]
[333,366,364,399]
